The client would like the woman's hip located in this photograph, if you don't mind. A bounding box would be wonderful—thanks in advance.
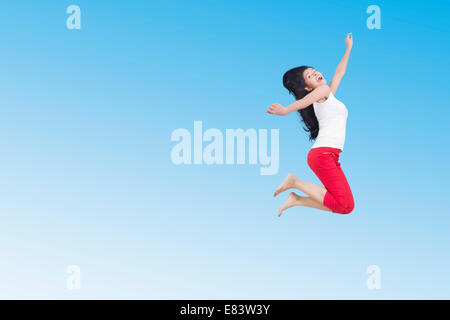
[307,146,342,169]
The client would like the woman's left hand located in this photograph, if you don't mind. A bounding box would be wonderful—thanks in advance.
[266,103,288,116]
[345,33,353,48]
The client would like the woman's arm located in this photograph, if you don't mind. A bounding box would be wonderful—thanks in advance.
[266,85,330,116]
[329,33,353,95]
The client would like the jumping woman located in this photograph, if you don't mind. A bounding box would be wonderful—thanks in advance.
[266,33,355,217]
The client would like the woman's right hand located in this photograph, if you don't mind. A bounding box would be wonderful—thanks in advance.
[266,103,288,116]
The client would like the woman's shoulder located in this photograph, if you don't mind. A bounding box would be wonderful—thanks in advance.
[315,85,333,104]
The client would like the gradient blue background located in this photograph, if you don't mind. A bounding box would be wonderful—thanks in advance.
[0,0,449,299]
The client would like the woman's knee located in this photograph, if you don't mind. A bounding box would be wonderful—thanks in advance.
[341,203,354,214]
[335,197,355,214]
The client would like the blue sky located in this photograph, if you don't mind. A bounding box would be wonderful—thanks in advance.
[0,0,449,299]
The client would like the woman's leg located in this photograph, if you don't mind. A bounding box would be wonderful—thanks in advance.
[274,173,328,205]
[307,148,355,214]
[278,192,332,217]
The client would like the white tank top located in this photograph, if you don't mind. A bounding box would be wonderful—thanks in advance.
[311,91,348,151]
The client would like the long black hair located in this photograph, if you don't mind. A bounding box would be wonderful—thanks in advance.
[282,65,319,141]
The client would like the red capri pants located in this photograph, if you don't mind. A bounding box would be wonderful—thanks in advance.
[307,147,355,214]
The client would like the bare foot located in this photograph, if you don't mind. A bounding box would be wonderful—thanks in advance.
[278,192,303,217]
[273,173,299,197]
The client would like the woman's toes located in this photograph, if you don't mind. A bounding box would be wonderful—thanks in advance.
[273,173,297,197]
[278,192,302,217]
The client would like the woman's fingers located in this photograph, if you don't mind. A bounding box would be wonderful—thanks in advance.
[266,103,283,114]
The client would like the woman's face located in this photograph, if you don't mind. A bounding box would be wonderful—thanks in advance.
[303,67,326,91]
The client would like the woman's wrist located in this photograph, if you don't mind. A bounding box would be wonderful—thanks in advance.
[286,102,299,114]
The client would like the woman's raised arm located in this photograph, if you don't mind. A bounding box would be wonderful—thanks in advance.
[329,33,353,95]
